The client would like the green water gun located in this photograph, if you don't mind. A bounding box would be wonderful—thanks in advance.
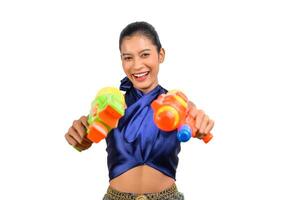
[87,87,126,143]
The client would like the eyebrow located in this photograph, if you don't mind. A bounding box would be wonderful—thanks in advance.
[122,49,151,56]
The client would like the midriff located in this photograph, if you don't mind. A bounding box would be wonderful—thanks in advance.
[109,165,175,194]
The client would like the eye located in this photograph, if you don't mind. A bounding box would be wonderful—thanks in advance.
[141,53,150,58]
[123,56,132,61]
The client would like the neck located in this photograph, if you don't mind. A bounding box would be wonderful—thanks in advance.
[139,81,159,94]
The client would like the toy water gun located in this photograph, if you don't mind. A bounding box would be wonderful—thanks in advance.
[87,87,126,143]
[151,90,213,143]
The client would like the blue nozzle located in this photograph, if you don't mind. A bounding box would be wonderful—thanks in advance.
[177,125,192,142]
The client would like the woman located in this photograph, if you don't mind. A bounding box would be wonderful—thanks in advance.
[65,21,214,200]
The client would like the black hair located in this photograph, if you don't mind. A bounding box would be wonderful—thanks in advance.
[119,21,162,53]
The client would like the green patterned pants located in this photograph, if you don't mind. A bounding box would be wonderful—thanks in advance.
[102,184,184,200]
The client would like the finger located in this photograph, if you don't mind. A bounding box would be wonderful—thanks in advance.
[69,126,92,147]
[73,120,87,137]
[187,100,196,109]
[187,101,196,114]
[194,110,205,130]
[69,126,84,144]
[65,133,77,146]
[66,132,90,150]
[74,142,88,151]
[188,106,198,119]
[76,140,92,149]
[205,119,214,134]
[200,115,209,134]
[79,117,93,143]
[80,116,89,130]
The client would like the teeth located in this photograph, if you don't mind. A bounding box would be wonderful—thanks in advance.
[134,72,148,77]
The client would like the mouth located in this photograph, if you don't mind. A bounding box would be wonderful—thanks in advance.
[132,71,150,82]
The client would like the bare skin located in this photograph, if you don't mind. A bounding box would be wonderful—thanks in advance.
[109,165,175,193]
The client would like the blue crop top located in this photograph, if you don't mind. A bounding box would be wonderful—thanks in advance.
[105,77,181,181]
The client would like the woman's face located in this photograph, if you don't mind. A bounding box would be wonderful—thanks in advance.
[120,34,165,94]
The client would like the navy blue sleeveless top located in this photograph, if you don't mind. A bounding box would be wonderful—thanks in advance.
[105,77,181,181]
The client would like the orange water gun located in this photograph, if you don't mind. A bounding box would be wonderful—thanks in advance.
[87,87,126,143]
[151,90,213,143]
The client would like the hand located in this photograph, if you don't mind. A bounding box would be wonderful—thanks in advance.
[187,101,214,140]
[65,116,93,152]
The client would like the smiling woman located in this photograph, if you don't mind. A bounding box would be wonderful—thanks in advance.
[119,22,165,94]
[65,21,215,200]
[104,22,185,200]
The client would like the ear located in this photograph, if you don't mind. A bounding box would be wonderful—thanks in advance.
[159,48,165,63]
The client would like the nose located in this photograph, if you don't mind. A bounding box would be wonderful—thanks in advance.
[132,57,144,71]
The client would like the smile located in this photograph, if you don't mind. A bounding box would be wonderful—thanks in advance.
[132,71,150,82]
[133,71,149,78]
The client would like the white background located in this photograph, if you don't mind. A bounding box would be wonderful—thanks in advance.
[1,0,300,199]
